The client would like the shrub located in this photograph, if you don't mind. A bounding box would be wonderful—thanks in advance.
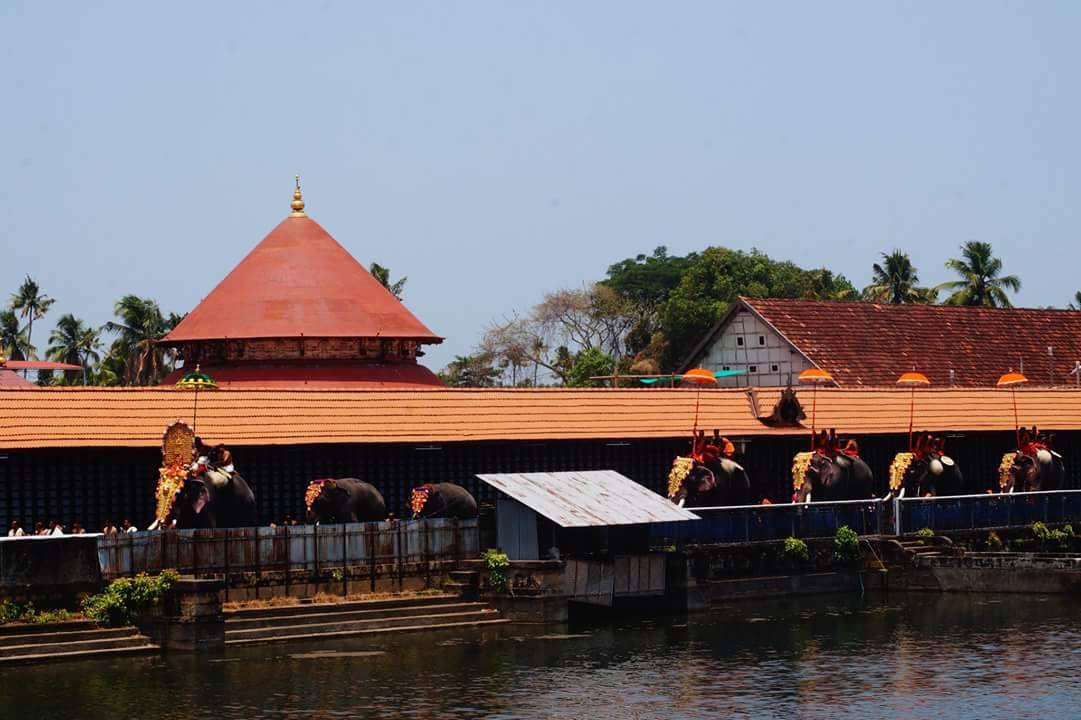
[782,537,809,563]
[987,531,1005,552]
[1032,521,1050,541]
[915,528,935,539]
[82,570,178,627]
[833,526,861,563]
[481,549,510,593]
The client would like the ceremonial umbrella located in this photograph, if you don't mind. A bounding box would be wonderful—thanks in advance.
[896,371,931,451]
[996,371,1028,448]
[176,364,218,439]
[798,368,834,449]
[681,367,719,434]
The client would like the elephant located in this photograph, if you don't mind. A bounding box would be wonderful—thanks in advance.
[306,478,386,523]
[793,430,875,503]
[889,432,965,498]
[667,456,753,507]
[410,483,478,519]
[1001,427,1065,493]
[666,431,754,507]
[174,464,257,529]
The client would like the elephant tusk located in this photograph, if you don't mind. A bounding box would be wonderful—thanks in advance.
[898,487,905,499]
[804,492,812,504]
[677,498,686,508]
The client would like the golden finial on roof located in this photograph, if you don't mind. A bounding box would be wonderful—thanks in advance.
[290,175,306,217]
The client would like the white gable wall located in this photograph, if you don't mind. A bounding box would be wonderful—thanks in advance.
[699,308,814,387]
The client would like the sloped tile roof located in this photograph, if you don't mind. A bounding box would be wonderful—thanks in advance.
[3,386,1081,450]
[163,215,441,343]
[740,298,1081,387]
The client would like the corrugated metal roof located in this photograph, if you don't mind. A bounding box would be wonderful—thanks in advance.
[476,470,700,528]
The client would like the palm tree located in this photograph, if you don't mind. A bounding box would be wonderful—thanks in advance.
[103,295,171,385]
[47,314,102,385]
[1,309,34,361]
[937,241,1021,307]
[1069,291,1081,310]
[862,251,931,304]
[370,263,407,299]
[10,275,54,354]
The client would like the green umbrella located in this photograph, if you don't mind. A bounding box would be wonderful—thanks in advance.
[176,364,218,437]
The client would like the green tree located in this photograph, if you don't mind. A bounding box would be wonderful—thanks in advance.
[602,247,695,356]
[565,347,615,387]
[439,354,502,387]
[370,262,407,299]
[658,247,857,370]
[103,296,175,385]
[10,275,54,356]
[47,314,102,385]
[1069,291,1081,310]
[937,241,1021,307]
[862,250,935,304]
[0,309,34,361]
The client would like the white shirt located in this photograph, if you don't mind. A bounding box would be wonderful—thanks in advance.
[125,526,138,533]
[51,526,65,536]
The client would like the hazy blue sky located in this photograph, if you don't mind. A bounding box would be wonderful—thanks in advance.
[2,2,1079,370]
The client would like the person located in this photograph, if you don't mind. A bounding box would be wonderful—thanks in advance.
[102,520,118,536]
[50,518,65,535]
[70,521,85,535]
[7,520,25,537]
[121,518,138,533]
[33,521,46,536]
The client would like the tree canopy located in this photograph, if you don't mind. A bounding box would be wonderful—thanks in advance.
[938,241,1021,307]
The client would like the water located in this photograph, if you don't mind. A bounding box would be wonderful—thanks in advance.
[4,593,1081,719]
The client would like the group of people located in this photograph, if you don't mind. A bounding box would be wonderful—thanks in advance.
[6,518,138,537]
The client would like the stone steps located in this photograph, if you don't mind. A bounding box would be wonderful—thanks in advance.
[224,594,507,645]
[0,622,156,664]
[226,601,490,631]
[224,593,462,621]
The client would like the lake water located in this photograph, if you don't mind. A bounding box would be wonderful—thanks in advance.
[3,593,1081,719]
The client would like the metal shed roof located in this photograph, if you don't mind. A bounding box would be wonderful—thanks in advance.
[476,470,700,528]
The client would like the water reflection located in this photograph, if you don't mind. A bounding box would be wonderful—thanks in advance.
[4,594,1081,719]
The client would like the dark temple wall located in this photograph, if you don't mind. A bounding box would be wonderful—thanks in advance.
[2,430,1079,532]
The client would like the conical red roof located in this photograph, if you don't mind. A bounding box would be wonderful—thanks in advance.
[165,215,441,343]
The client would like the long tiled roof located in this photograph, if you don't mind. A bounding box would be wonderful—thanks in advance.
[3,386,1081,449]
[696,298,1081,387]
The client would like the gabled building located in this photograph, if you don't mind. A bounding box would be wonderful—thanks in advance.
[161,180,444,388]
[683,297,1081,388]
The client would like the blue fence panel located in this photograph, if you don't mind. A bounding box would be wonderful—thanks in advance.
[897,490,1081,534]
[651,500,882,545]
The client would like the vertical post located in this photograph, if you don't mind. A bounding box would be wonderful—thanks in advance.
[892,495,902,536]
[284,524,290,596]
[342,523,348,597]
[223,529,230,603]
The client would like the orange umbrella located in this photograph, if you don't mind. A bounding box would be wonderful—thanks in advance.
[896,371,931,450]
[997,371,1028,447]
[681,367,718,434]
[798,368,834,449]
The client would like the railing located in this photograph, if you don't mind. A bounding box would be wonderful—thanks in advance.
[651,499,884,545]
[96,518,479,581]
[894,490,1081,535]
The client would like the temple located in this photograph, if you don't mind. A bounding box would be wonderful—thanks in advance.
[161,179,444,388]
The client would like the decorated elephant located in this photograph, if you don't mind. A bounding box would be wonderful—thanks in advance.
[666,430,753,507]
[999,426,1065,493]
[172,463,257,529]
[888,432,964,498]
[792,430,874,503]
[410,483,478,519]
[305,478,386,523]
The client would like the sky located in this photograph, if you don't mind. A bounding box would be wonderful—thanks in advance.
[2,2,1080,371]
